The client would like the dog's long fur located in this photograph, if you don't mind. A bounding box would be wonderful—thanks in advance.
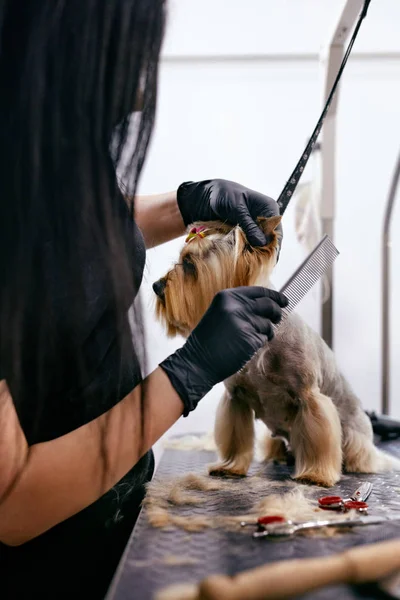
[153,218,400,486]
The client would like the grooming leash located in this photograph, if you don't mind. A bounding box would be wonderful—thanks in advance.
[277,0,372,215]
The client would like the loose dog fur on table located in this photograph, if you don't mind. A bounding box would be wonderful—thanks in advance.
[143,472,348,534]
[153,217,400,487]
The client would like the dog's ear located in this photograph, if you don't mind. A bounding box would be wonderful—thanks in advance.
[257,215,282,235]
[225,225,241,242]
[232,226,249,255]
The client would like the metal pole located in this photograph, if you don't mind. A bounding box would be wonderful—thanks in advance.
[382,150,400,415]
[319,0,364,348]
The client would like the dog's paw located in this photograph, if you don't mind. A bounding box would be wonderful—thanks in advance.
[208,464,247,479]
[263,435,291,464]
[293,471,340,488]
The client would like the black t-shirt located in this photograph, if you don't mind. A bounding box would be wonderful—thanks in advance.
[1,200,153,599]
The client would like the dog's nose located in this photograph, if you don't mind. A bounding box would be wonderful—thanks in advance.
[152,279,166,301]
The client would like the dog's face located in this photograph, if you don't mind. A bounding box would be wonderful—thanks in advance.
[153,216,282,338]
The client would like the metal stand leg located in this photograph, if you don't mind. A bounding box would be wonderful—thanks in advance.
[382,150,400,415]
[319,0,364,349]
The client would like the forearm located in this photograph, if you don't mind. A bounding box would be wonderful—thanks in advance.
[0,368,184,546]
[134,191,186,248]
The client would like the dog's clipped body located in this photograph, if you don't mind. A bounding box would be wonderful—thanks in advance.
[218,315,390,486]
[153,218,399,487]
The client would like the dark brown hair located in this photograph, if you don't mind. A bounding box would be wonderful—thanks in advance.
[0,0,166,488]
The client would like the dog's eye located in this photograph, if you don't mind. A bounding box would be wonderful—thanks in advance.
[182,256,197,277]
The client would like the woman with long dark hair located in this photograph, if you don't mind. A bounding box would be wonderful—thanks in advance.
[0,1,287,597]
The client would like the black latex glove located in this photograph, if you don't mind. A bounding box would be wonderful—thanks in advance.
[177,179,282,248]
[160,287,288,416]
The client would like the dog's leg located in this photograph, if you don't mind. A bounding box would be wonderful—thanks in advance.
[263,432,288,464]
[209,390,254,478]
[290,388,342,487]
[343,409,400,473]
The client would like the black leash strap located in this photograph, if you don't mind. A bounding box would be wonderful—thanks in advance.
[277,0,372,215]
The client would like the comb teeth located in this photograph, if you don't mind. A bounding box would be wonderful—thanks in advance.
[276,234,339,328]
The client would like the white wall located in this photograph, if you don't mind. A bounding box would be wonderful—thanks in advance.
[136,0,400,462]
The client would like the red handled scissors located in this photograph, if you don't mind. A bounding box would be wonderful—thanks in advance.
[318,481,373,512]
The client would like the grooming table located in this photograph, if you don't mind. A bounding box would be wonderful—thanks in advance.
[107,437,400,600]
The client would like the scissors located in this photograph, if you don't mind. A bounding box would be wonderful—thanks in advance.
[318,481,373,512]
[253,513,399,539]
[241,482,373,532]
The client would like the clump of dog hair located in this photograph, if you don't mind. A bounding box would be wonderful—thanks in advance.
[162,555,199,567]
[144,473,239,531]
[154,583,198,600]
[144,473,234,509]
[180,472,236,492]
[145,506,173,529]
[129,555,199,568]
[163,433,217,452]
[144,473,224,531]
[145,505,213,532]
[255,487,321,523]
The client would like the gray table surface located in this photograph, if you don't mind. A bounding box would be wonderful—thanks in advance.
[107,437,400,600]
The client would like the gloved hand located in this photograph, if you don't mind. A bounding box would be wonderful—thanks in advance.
[160,287,288,416]
[177,179,282,248]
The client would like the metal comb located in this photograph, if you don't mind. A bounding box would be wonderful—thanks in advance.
[275,234,339,328]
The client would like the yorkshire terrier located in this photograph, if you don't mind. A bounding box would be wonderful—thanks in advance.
[153,217,399,487]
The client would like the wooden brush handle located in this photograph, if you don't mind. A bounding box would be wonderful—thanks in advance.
[197,538,400,600]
